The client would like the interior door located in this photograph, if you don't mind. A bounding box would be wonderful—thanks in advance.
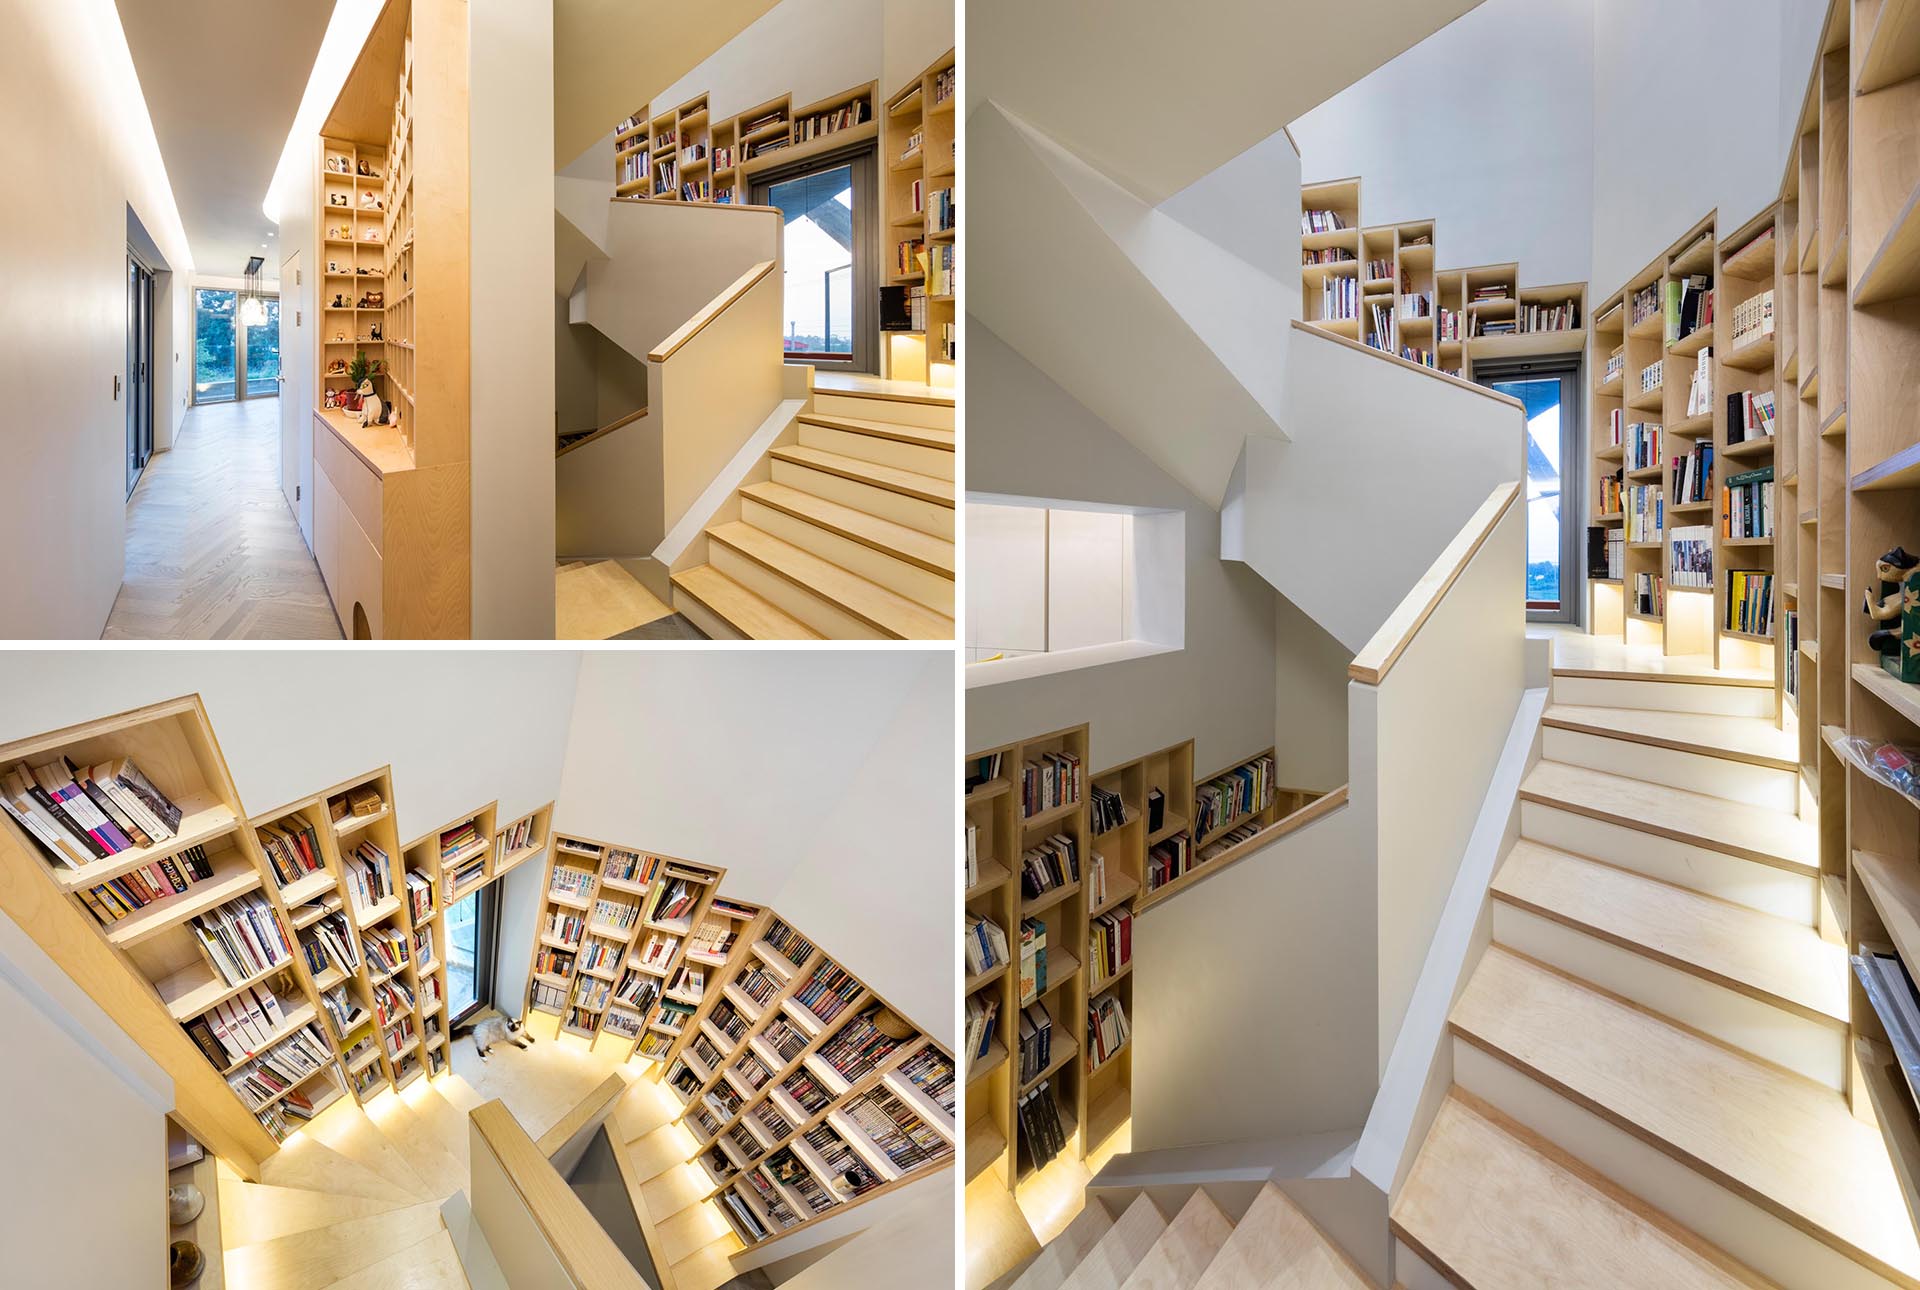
[280,251,314,543]
[125,255,155,496]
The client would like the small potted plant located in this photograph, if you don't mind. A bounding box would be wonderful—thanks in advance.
[345,350,370,411]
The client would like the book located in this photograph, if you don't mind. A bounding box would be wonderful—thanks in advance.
[1670,525,1713,589]
[1017,1002,1054,1083]
[1726,570,1774,636]
[1086,989,1131,1070]
[1721,466,1774,540]
[1089,908,1132,984]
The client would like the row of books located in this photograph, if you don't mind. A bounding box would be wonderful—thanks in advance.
[1302,247,1354,265]
[372,977,414,1027]
[1605,346,1625,383]
[438,819,480,861]
[2,755,184,868]
[227,1022,334,1112]
[545,911,587,945]
[966,994,999,1069]
[1587,527,1624,580]
[1087,989,1131,1071]
[1673,441,1712,505]
[1671,525,1714,588]
[258,817,324,889]
[794,97,869,143]
[1018,1079,1070,1170]
[1364,258,1394,281]
[550,864,595,898]
[897,1045,955,1115]
[1021,833,1080,898]
[1731,289,1775,349]
[1515,300,1579,333]
[305,912,359,976]
[496,814,535,862]
[1471,284,1511,305]
[185,983,297,1068]
[1618,415,1660,472]
[195,893,296,985]
[646,873,707,923]
[75,843,216,927]
[637,930,681,970]
[815,1007,899,1081]
[1019,917,1049,1005]
[1022,751,1082,819]
[604,849,659,887]
[363,926,409,976]
[1367,302,1395,350]
[1684,349,1713,417]
[1194,755,1273,838]
[1598,473,1622,516]
[1089,783,1127,835]
[1301,208,1349,234]
[531,980,569,1013]
[1640,362,1663,396]
[794,958,862,1024]
[344,840,394,912]
[1723,467,1774,539]
[844,1088,951,1171]
[593,896,640,930]
[1631,281,1660,326]
[1319,275,1359,322]
[1628,485,1662,544]
[966,913,1008,977]
[927,243,955,298]
[1089,908,1132,985]
[319,982,366,1033]
[405,870,433,923]
[1727,570,1774,636]
[1729,390,1776,443]
[1017,1002,1054,1083]
[1146,833,1192,893]
[1667,274,1714,343]
[1634,572,1665,617]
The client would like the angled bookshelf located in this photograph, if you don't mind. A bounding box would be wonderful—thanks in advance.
[882,47,957,386]
[661,906,954,1249]
[1301,177,1584,377]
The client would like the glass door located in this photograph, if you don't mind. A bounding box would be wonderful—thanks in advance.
[1481,357,1583,622]
[245,296,282,398]
[754,151,877,371]
[447,884,499,1023]
[194,288,238,404]
[126,255,155,496]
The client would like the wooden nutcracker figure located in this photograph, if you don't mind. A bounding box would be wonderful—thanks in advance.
[1864,546,1920,681]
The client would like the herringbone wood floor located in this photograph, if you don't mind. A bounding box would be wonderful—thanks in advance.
[104,398,344,640]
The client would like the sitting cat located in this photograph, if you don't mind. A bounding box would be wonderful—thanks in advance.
[458,1014,535,1062]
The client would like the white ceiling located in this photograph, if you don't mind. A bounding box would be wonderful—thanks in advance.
[967,0,1488,205]
[115,0,334,277]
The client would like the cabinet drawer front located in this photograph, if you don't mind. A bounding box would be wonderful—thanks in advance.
[314,418,384,553]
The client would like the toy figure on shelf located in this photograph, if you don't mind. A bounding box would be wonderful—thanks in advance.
[354,380,384,430]
[1864,546,1920,681]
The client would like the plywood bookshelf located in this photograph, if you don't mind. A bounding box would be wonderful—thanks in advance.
[522,832,725,1063]
[662,906,954,1250]
[399,800,508,1077]
[882,48,958,387]
[1301,177,1585,378]
[310,0,470,639]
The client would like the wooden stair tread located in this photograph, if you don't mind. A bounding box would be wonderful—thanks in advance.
[1193,1183,1373,1290]
[1543,704,1798,770]
[706,521,955,639]
[221,1198,449,1290]
[671,565,825,640]
[1520,761,1815,874]
[771,444,955,506]
[1493,842,1848,1024]
[1118,1189,1234,1290]
[1011,1198,1113,1290]
[740,480,954,577]
[1453,946,1920,1282]
[1060,1194,1167,1290]
[797,411,956,450]
[1394,1092,1772,1289]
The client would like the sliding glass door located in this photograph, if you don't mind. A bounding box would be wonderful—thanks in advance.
[753,148,878,371]
[447,884,499,1023]
[126,255,155,496]
[1479,356,1584,622]
[194,287,281,404]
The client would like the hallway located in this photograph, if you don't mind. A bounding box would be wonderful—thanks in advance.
[105,398,342,640]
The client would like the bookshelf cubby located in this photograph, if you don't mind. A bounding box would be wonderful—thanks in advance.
[882,48,957,386]
[655,903,953,1250]
[1301,178,1585,378]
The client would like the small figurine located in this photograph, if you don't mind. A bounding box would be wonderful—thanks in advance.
[1865,546,1920,678]
[368,323,382,341]
[354,380,384,429]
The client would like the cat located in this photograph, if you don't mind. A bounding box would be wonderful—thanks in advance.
[456,1014,536,1062]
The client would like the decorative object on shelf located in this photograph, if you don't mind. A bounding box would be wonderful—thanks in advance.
[1864,547,1920,679]
[354,381,384,429]
[345,351,371,411]
[329,191,348,207]
[169,1240,204,1288]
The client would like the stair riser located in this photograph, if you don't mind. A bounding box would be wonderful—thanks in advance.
[799,423,954,480]
[812,392,953,431]
[772,459,954,539]
[1541,729,1798,811]
[1390,1237,1453,1290]
[1451,1037,1898,1290]
[708,544,888,639]
[740,498,953,614]
[671,590,749,640]
[1552,675,1776,717]
[1520,802,1818,924]
[1490,901,1846,1090]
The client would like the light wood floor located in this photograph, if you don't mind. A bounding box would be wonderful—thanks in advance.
[1530,625,1771,681]
[105,398,343,640]
[556,560,675,639]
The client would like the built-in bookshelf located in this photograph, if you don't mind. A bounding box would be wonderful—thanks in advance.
[1301,177,1585,379]
[659,903,954,1250]
[610,78,882,209]
[882,47,957,387]
[399,802,510,1079]
[310,0,470,638]
[522,832,724,1061]
[1578,0,1920,1231]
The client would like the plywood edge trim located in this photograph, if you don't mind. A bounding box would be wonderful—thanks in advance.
[650,260,779,362]
[534,1072,630,1156]
[557,408,649,459]
[1350,483,1522,684]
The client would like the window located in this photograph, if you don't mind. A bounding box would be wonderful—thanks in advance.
[194,287,281,404]
[1477,356,1583,622]
[965,497,1185,685]
[753,150,878,371]
[447,884,499,1023]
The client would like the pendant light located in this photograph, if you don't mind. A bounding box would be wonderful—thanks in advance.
[239,255,268,327]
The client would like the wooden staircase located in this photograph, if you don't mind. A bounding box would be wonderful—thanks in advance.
[1394,662,1920,1290]
[994,1183,1375,1290]
[215,1069,488,1288]
[669,387,955,640]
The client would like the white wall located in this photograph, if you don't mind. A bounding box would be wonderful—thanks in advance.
[471,0,558,639]
[0,911,172,1289]
[1289,0,1597,287]
[0,653,579,847]
[882,0,954,96]
[1,0,195,638]
[1286,0,1829,295]
[555,651,953,1032]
